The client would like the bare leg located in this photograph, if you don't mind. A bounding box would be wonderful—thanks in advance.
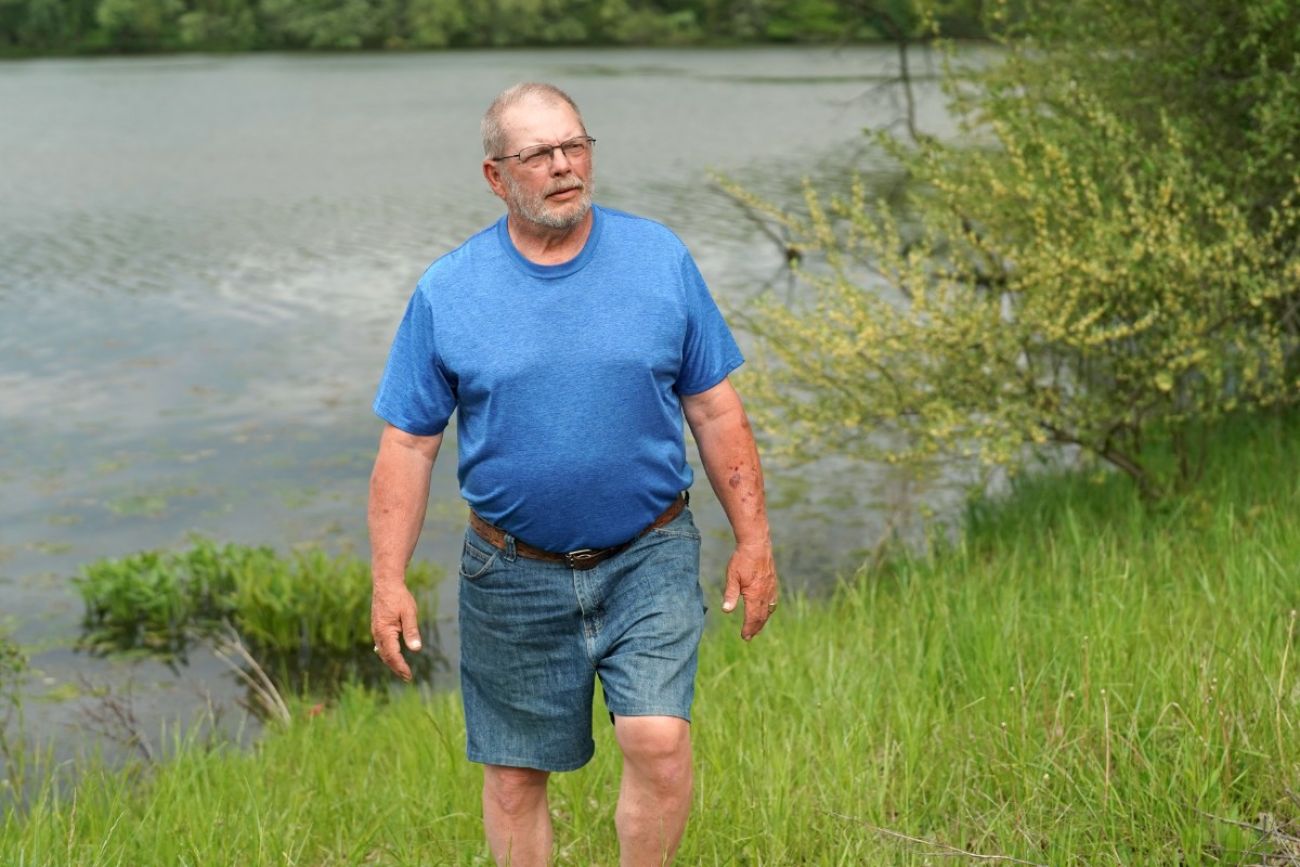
[613,716,693,867]
[482,764,552,867]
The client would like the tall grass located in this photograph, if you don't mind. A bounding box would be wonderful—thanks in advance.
[3,413,1298,865]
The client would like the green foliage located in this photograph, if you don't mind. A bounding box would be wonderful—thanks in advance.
[763,0,844,41]
[597,0,700,44]
[735,0,1300,497]
[259,0,397,49]
[0,0,974,53]
[984,0,1300,240]
[75,539,442,692]
[964,0,1300,378]
[7,412,1300,863]
[16,0,69,47]
[0,638,24,696]
[177,0,256,48]
[95,0,182,49]
[0,631,29,797]
[404,0,466,47]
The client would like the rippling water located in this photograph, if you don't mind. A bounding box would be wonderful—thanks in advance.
[0,47,962,750]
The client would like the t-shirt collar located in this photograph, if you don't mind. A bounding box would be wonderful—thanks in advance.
[496,204,604,279]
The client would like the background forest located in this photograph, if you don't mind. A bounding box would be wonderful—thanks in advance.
[0,0,983,53]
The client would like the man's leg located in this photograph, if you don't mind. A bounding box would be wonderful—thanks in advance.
[482,764,552,867]
[613,715,693,867]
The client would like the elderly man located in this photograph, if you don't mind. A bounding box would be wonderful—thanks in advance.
[368,82,777,866]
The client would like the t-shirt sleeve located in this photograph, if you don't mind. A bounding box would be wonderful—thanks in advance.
[372,286,457,435]
[675,251,745,395]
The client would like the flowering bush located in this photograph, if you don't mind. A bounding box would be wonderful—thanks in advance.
[733,0,1300,497]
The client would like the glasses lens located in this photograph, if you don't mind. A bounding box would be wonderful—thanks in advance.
[518,145,552,166]
[560,138,590,159]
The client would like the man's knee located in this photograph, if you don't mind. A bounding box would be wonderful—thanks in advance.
[614,716,692,788]
[483,765,550,816]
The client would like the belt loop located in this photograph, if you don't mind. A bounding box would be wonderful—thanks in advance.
[502,532,517,562]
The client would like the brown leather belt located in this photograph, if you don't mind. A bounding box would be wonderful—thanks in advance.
[468,492,688,570]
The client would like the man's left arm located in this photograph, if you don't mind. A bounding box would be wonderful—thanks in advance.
[681,377,778,641]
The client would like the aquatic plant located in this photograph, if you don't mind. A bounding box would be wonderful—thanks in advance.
[75,539,443,693]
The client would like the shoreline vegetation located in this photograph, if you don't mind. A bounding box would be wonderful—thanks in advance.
[0,0,985,59]
[3,410,1297,864]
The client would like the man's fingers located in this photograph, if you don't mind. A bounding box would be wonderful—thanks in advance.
[724,545,778,640]
[721,570,741,614]
[376,632,412,681]
[372,585,418,682]
[402,612,423,653]
[740,592,773,641]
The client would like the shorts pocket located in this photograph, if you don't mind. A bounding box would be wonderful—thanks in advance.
[648,507,702,542]
[459,534,499,581]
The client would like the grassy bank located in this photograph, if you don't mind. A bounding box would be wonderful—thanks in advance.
[3,414,1299,865]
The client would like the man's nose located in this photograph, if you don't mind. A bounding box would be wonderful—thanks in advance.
[549,147,573,174]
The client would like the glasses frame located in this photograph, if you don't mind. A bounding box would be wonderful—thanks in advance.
[490,136,596,169]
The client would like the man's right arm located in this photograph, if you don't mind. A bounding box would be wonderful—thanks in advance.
[369,423,443,681]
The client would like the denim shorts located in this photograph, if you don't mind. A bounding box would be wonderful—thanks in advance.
[457,506,706,772]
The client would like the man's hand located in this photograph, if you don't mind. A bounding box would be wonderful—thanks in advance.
[682,379,778,641]
[721,540,779,641]
[368,424,442,683]
[371,579,422,681]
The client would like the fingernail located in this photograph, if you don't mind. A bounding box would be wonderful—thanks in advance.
[410,640,422,651]
[722,601,734,612]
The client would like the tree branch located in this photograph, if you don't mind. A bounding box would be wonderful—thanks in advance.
[824,811,1050,866]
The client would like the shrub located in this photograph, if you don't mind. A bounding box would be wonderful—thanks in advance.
[731,0,1300,498]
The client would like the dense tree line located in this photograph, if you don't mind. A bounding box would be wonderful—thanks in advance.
[0,0,982,52]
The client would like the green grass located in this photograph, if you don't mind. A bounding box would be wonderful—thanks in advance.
[3,413,1299,865]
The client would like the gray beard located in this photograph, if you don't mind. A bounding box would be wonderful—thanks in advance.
[503,171,594,230]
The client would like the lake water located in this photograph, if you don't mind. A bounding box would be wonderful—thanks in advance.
[0,47,964,755]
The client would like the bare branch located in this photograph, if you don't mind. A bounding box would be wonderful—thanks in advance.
[824,810,1050,866]
[1198,810,1300,847]
[836,0,935,145]
[712,180,802,266]
[211,622,291,726]
[73,674,155,764]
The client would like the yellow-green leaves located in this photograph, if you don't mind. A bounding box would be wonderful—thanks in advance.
[728,78,1300,497]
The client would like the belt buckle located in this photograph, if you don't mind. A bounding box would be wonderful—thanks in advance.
[564,548,599,569]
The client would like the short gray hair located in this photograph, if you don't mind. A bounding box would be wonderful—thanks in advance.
[481,82,585,158]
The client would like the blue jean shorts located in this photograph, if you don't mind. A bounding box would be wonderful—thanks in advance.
[457,506,706,772]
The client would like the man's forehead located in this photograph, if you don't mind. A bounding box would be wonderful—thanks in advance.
[500,96,584,142]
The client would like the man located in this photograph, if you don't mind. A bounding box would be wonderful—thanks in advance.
[368,82,777,867]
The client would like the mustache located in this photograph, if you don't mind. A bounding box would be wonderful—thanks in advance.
[545,180,585,196]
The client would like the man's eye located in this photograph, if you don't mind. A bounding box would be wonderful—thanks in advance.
[520,148,549,164]
[561,140,587,156]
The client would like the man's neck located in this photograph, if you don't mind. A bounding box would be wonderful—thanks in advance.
[506,209,594,266]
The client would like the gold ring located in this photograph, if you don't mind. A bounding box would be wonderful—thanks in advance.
[767,601,778,610]
[373,645,380,653]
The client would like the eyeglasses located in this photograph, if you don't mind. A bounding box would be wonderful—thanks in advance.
[491,136,595,169]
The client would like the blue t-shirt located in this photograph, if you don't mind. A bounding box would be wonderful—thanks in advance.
[373,205,744,552]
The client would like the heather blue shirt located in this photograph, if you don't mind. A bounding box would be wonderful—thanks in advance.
[373,205,743,552]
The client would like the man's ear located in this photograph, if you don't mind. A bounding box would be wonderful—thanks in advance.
[483,159,507,200]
